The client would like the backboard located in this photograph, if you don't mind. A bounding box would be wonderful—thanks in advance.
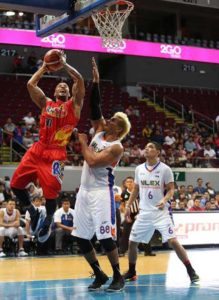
[35,0,118,37]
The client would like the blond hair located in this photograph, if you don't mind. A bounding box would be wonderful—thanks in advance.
[113,112,131,140]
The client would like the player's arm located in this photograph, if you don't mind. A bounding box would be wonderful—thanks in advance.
[0,210,6,227]
[156,182,174,209]
[13,210,21,228]
[56,222,73,232]
[27,63,48,109]
[78,133,123,167]
[61,53,85,118]
[25,219,31,237]
[124,183,139,222]
[90,57,105,133]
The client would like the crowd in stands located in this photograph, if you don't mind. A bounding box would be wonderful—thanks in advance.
[1,100,219,168]
[0,172,218,258]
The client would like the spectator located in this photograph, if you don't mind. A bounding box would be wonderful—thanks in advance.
[54,197,75,254]
[178,200,186,211]
[150,129,164,145]
[23,112,36,129]
[142,123,152,138]
[205,201,211,211]
[0,199,28,257]
[170,200,178,211]
[130,144,142,157]
[27,182,43,201]
[3,117,16,146]
[0,183,5,204]
[203,143,216,158]
[186,185,194,200]
[22,130,34,148]
[27,51,37,73]
[184,136,196,153]
[164,131,176,146]
[119,154,130,167]
[189,196,203,211]
[205,182,216,198]
[25,195,46,239]
[193,178,206,195]
[12,53,24,73]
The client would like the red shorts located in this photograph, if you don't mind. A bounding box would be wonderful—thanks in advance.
[11,143,65,199]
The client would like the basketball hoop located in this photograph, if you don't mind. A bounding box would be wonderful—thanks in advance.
[91,0,134,50]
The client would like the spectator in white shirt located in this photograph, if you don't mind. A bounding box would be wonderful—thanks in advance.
[164,131,176,146]
[204,144,216,158]
[23,112,36,129]
[54,197,75,253]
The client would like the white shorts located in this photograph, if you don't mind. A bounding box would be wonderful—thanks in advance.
[129,209,175,244]
[0,227,24,238]
[72,187,116,240]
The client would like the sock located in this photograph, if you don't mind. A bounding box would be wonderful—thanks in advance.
[184,260,195,274]
[90,261,102,276]
[129,262,136,274]
[112,263,121,279]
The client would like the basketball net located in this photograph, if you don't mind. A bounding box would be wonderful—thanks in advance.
[91,1,134,50]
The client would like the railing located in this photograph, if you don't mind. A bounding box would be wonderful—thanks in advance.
[0,128,27,163]
[138,83,216,133]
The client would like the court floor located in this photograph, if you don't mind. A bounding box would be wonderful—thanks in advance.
[0,248,218,300]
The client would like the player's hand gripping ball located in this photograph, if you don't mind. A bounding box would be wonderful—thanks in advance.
[44,49,64,71]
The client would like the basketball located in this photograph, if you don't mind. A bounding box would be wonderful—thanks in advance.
[44,49,63,71]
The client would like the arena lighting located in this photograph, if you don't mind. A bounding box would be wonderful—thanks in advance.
[4,10,15,16]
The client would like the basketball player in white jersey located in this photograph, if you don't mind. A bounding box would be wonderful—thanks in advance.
[123,142,199,283]
[0,199,28,257]
[72,58,131,292]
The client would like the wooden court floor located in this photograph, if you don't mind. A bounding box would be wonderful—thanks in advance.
[0,248,218,299]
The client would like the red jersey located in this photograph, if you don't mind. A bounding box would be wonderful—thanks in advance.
[29,99,79,161]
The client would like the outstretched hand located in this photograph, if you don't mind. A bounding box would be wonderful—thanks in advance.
[59,50,67,66]
[92,57,99,83]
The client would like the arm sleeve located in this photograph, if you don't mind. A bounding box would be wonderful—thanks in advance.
[90,82,102,120]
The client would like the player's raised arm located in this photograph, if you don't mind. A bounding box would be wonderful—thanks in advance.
[90,57,105,133]
[27,62,48,109]
[60,52,85,117]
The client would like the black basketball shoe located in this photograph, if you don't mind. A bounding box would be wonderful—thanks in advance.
[123,270,137,281]
[88,271,109,291]
[105,276,125,292]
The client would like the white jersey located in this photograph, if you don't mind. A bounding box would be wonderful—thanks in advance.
[1,208,17,223]
[80,131,122,190]
[135,161,174,211]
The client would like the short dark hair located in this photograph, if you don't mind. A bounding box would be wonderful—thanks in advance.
[150,141,162,151]
[61,197,70,204]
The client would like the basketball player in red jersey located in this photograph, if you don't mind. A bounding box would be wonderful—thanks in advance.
[11,51,85,242]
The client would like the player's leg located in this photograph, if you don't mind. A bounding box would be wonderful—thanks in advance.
[72,188,109,290]
[168,238,199,283]
[37,199,56,243]
[94,189,124,292]
[10,152,39,223]
[76,237,109,290]
[123,211,154,281]
[36,160,62,242]
[157,213,199,283]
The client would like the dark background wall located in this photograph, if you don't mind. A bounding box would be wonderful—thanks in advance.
[0,44,219,89]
